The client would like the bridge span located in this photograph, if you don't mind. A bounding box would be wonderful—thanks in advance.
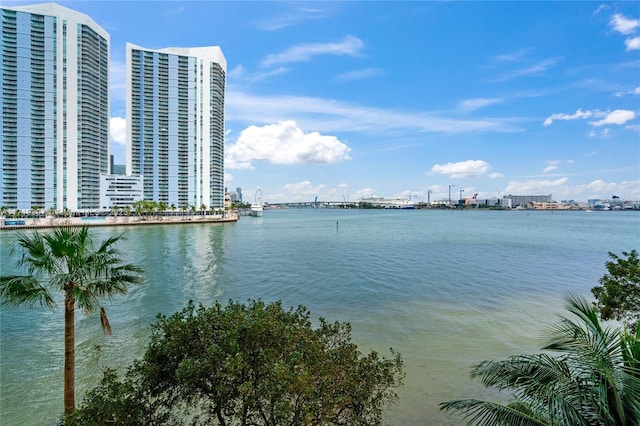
[266,201,356,209]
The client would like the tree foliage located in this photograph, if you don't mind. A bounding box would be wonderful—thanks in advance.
[67,300,404,426]
[592,249,640,333]
[440,294,640,426]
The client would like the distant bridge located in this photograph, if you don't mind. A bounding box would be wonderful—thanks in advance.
[266,201,357,209]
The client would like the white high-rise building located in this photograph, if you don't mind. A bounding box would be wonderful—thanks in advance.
[1,3,110,211]
[126,43,226,210]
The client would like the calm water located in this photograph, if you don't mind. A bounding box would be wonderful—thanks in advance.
[1,209,638,425]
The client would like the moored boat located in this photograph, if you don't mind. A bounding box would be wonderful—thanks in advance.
[251,189,263,217]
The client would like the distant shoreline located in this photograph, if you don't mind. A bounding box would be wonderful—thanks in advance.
[0,213,239,231]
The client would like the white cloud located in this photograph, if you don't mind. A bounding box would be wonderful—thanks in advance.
[543,108,592,126]
[609,13,640,35]
[225,173,233,183]
[109,59,126,103]
[458,98,504,111]
[110,117,126,145]
[583,179,616,194]
[493,57,560,82]
[226,91,523,135]
[614,86,640,97]
[226,120,351,169]
[229,64,291,82]
[491,49,529,62]
[575,179,640,200]
[588,127,613,138]
[590,110,636,126]
[500,178,640,201]
[430,160,492,179]
[489,172,504,179]
[335,68,383,82]
[392,190,423,201]
[283,181,327,196]
[354,188,376,199]
[593,4,609,16]
[254,6,330,31]
[261,35,363,67]
[625,36,640,51]
[504,177,568,195]
[543,160,572,173]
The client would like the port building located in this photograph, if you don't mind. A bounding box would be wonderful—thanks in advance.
[502,194,552,209]
[125,43,226,211]
[1,3,110,211]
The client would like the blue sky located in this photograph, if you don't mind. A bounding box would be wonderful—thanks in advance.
[10,1,640,203]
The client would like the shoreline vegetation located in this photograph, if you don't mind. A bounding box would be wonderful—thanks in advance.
[0,212,239,231]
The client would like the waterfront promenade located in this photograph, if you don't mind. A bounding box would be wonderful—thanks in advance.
[0,212,239,231]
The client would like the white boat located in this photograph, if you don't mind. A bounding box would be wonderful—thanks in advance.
[250,189,263,217]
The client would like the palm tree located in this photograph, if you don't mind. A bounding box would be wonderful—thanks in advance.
[123,205,131,222]
[440,294,640,425]
[110,206,120,223]
[157,201,168,221]
[133,200,144,219]
[0,226,144,416]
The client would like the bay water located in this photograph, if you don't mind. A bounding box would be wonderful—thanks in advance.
[1,209,638,425]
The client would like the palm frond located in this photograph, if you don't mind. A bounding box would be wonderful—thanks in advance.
[442,294,640,426]
[100,306,112,336]
[43,226,80,259]
[540,294,635,425]
[0,275,55,309]
[95,232,125,255]
[14,231,57,275]
[471,354,588,425]
[439,399,547,426]
[72,286,99,314]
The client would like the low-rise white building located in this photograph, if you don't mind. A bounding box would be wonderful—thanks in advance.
[100,175,144,210]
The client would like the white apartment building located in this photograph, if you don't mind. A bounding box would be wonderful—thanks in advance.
[1,3,110,211]
[126,43,226,210]
[99,174,144,210]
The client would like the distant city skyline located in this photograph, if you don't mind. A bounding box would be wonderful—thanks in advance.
[5,1,638,203]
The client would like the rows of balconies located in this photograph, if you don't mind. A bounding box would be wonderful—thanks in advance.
[30,41,46,52]
[2,9,17,21]
[2,67,17,77]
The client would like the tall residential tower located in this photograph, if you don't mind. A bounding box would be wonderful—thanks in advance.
[126,43,226,210]
[1,3,110,211]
